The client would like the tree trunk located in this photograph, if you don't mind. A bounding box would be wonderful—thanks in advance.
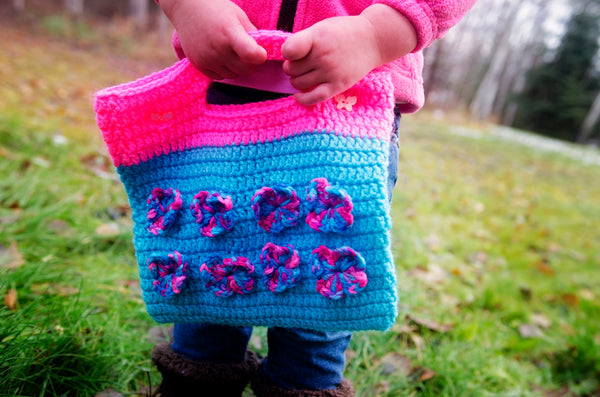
[13,0,25,11]
[130,0,149,29]
[65,0,84,17]
[469,0,520,121]
[578,91,600,143]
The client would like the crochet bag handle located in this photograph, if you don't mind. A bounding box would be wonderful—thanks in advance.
[94,29,395,168]
[248,30,289,62]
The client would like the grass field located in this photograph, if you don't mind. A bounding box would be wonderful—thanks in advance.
[1,18,599,397]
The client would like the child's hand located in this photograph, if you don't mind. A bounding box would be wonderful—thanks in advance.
[282,4,417,105]
[159,0,267,80]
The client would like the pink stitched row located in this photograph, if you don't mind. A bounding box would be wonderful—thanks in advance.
[95,31,395,168]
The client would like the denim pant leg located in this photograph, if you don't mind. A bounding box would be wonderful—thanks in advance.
[172,323,253,364]
[261,327,352,390]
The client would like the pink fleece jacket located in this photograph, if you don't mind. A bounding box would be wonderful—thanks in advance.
[166,0,477,113]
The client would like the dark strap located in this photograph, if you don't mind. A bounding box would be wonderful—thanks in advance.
[277,0,299,32]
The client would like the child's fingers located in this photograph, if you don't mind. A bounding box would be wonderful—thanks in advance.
[282,58,316,78]
[282,29,314,62]
[230,30,268,65]
[203,64,238,80]
[293,83,335,106]
[225,55,260,77]
[289,70,322,92]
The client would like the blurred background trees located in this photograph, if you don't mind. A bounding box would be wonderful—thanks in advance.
[3,0,600,145]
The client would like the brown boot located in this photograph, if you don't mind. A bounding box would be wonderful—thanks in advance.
[251,373,355,397]
[151,343,258,397]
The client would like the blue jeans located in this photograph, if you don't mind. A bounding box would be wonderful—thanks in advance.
[172,84,401,390]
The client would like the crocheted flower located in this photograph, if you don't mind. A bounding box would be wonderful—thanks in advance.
[251,184,301,233]
[146,187,183,235]
[200,255,255,298]
[306,178,353,233]
[190,191,235,237]
[311,246,367,300]
[147,251,188,298]
[260,243,301,293]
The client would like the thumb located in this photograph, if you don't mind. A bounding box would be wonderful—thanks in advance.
[282,29,314,61]
[231,30,268,64]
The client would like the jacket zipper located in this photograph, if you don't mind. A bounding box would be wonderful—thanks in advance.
[277,0,299,32]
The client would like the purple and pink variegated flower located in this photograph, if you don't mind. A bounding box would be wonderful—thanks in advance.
[200,255,255,298]
[147,251,188,298]
[146,187,183,235]
[311,245,367,300]
[251,184,301,234]
[190,191,235,237]
[260,243,301,293]
[306,178,353,234]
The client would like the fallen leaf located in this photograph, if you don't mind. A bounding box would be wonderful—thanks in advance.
[0,209,22,226]
[250,334,263,351]
[81,152,118,180]
[31,283,51,295]
[345,349,357,362]
[410,333,426,351]
[561,293,579,308]
[115,279,140,290]
[5,288,18,310]
[0,241,25,270]
[542,386,575,397]
[95,389,124,397]
[95,222,121,237]
[547,243,561,253]
[404,207,416,219]
[52,285,80,297]
[30,283,79,297]
[32,156,51,168]
[473,202,485,213]
[374,380,391,395]
[441,294,461,307]
[417,366,436,382]
[535,261,555,276]
[147,326,173,344]
[408,315,454,333]
[0,144,17,159]
[467,251,488,266]
[407,264,447,285]
[105,205,132,221]
[531,313,552,329]
[519,324,543,338]
[424,234,442,252]
[380,352,413,376]
[519,285,533,301]
[579,289,595,301]
[47,219,71,232]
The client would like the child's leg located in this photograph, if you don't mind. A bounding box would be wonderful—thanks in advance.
[152,323,256,397]
[172,323,252,363]
[264,327,351,389]
[251,327,354,396]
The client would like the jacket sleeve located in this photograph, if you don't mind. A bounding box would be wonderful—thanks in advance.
[373,0,477,52]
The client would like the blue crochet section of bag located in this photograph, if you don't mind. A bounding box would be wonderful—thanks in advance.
[117,132,397,331]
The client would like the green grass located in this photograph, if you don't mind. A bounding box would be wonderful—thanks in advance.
[0,115,161,396]
[1,20,599,397]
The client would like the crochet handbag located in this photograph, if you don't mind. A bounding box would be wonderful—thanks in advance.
[94,30,397,331]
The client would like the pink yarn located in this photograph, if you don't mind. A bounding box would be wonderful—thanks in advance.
[94,32,395,168]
